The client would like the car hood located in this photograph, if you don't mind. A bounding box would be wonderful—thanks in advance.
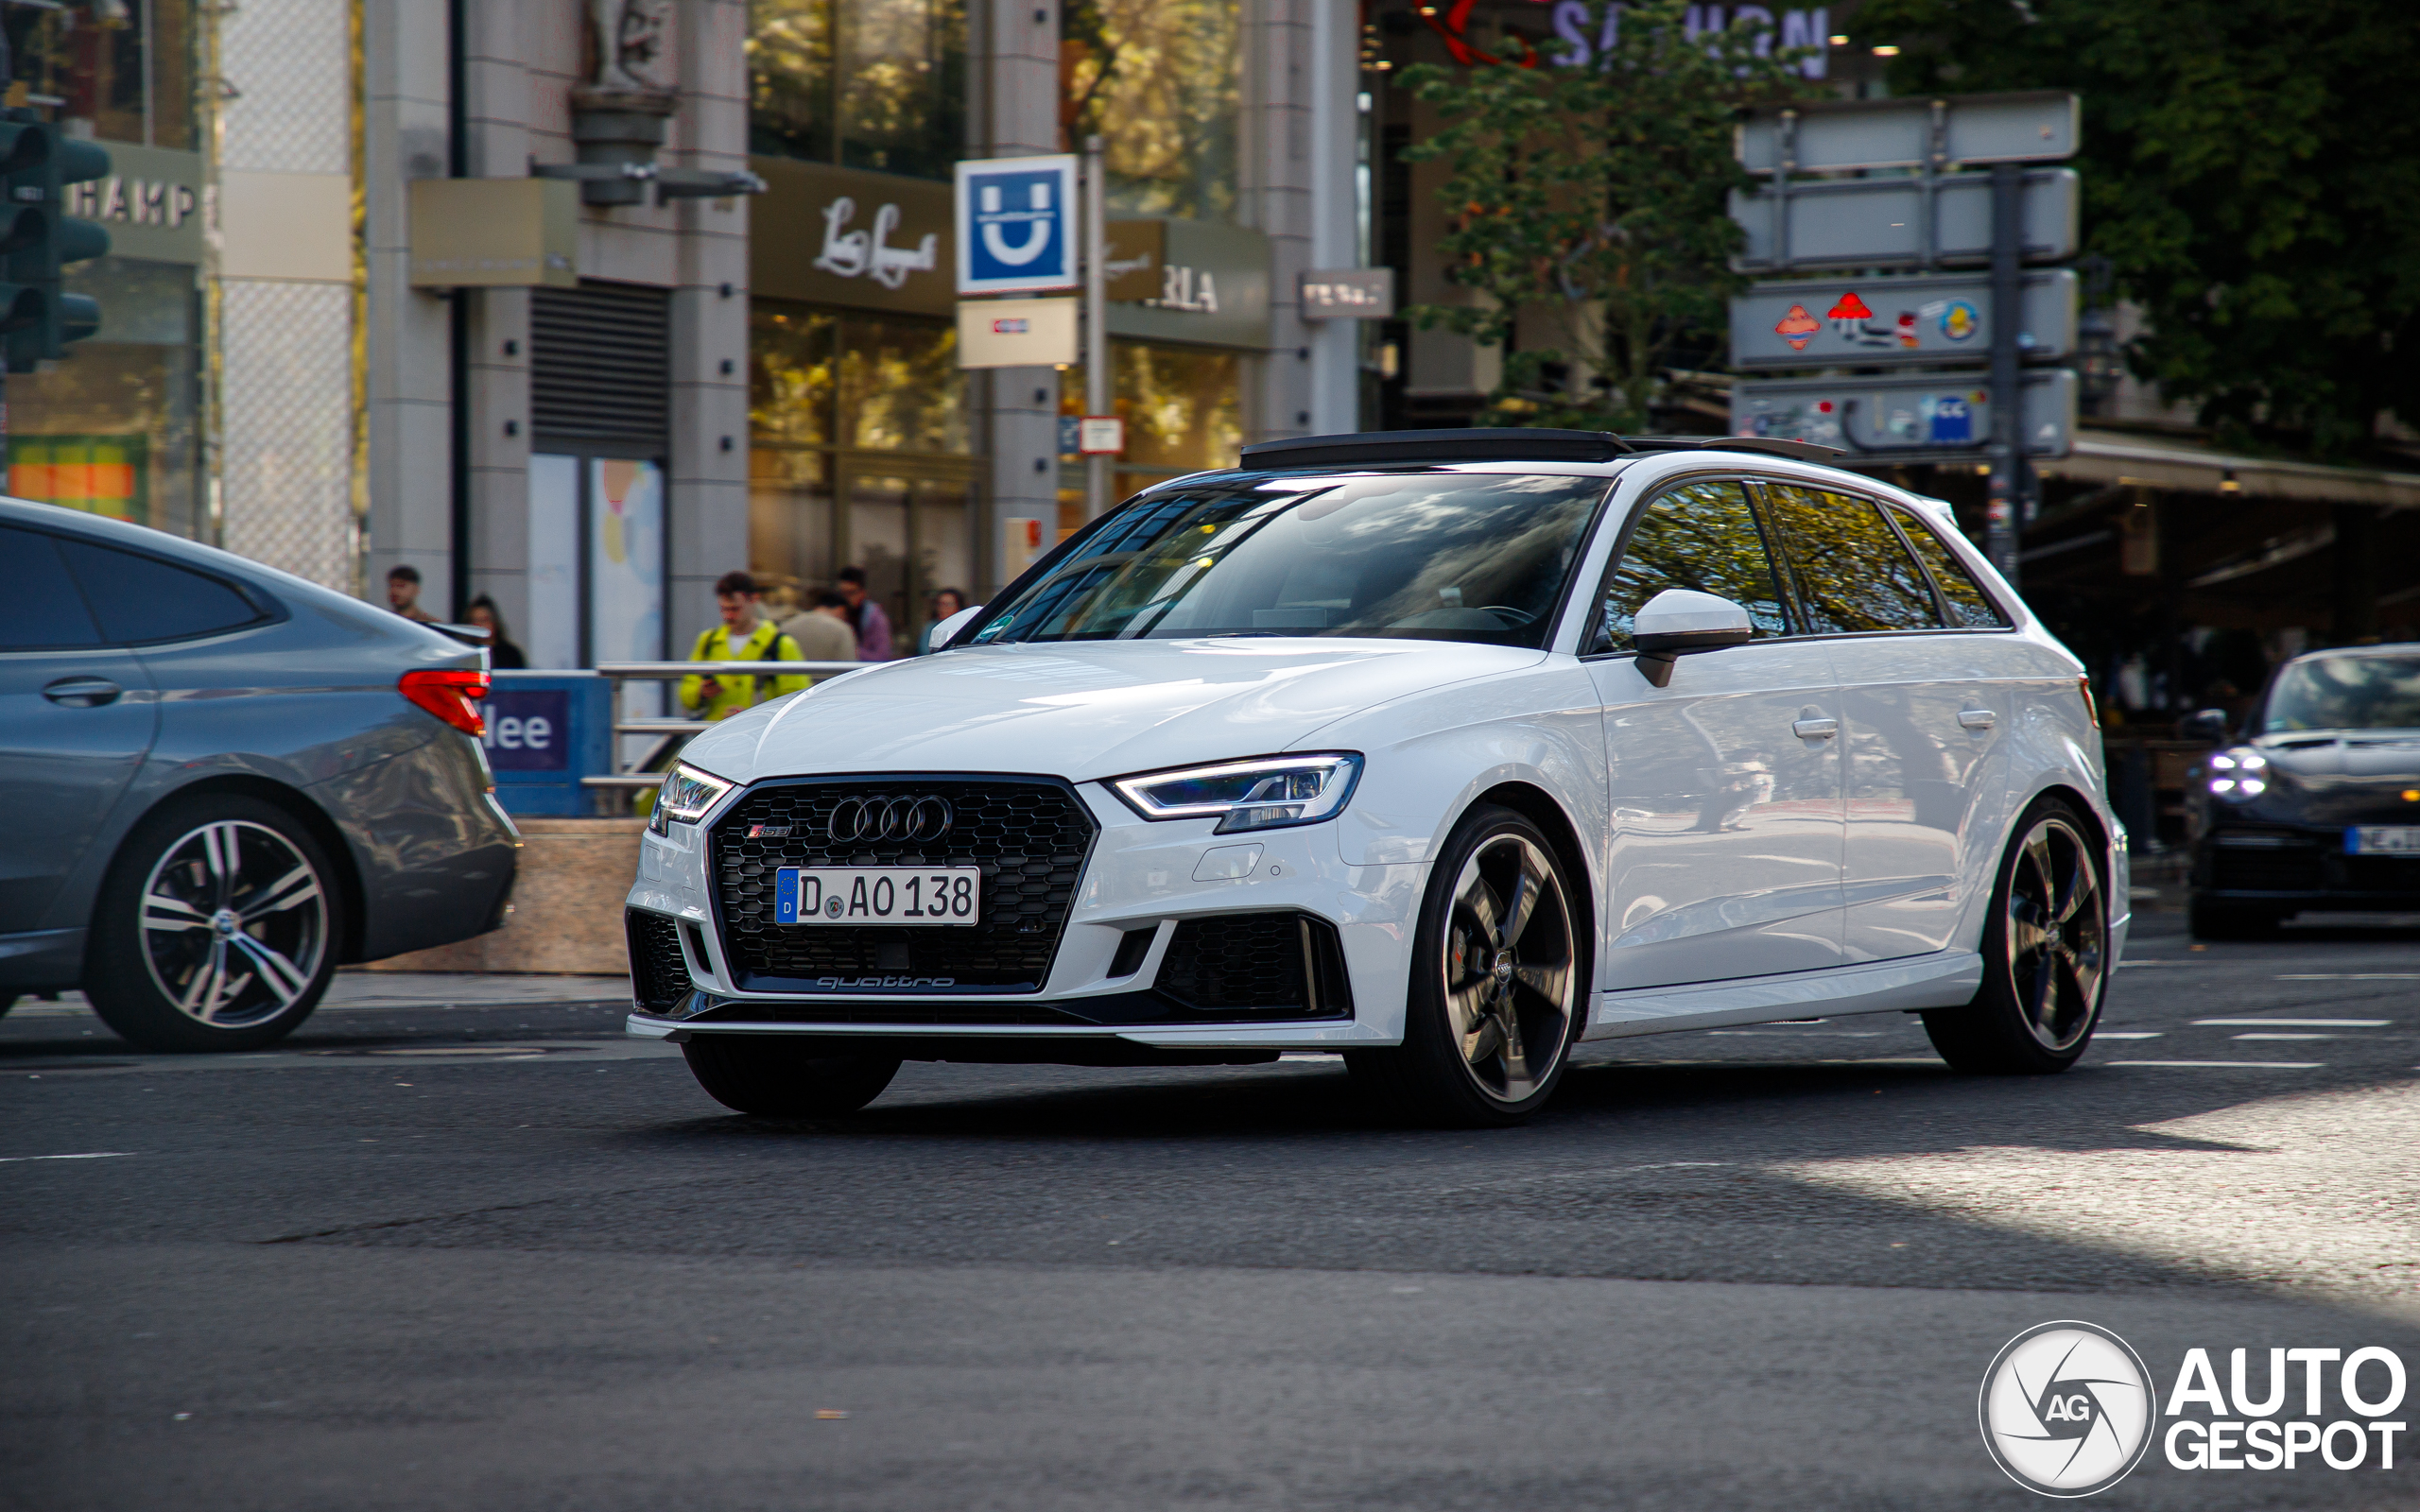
[680,638,1547,783]
[2233,729,2420,825]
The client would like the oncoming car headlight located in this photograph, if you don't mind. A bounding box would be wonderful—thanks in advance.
[2206,747,2269,800]
[648,763,735,835]
[1111,753,1362,835]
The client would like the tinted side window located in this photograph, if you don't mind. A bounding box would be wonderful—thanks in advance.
[0,527,105,650]
[1889,506,2008,628]
[57,540,264,644]
[1760,484,1943,634]
[1591,478,1789,651]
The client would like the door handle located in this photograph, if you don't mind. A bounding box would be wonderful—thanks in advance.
[1958,709,1997,730]
[42,677,122,708]
[1791,715,1839,740]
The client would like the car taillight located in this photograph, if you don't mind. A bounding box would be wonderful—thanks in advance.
[400,667,490,736]
[2078,675,2100,729]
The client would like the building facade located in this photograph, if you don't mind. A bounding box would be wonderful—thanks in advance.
[8,0,1370,671]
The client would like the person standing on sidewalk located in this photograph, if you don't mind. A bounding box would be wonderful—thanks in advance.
[387,565,439,623]
[778,590,858,665]
[837,566,892,662]
[678,572,809,722]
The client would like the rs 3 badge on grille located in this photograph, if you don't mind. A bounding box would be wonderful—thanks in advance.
[774,866,982,925]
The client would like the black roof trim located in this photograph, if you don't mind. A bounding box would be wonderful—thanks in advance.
[1623,435,1846,463]
[1237,428,1634,469]
[1235,428,1843,471]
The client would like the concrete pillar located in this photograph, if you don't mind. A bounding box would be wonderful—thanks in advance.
[667,0,753,652]
[1245,0,1315,444]
[1305,0,1360,434]
[361,0,454,607]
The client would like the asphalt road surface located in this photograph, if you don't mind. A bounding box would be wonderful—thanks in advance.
[7,906,2418,1511]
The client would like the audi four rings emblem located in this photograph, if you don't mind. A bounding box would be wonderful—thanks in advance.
[826,796,955,844]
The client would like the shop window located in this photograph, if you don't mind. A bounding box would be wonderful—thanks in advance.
[748,0,967,181]
[1062,0,1238,221]
[1060,340,1244,528]
[3,0,193,148]
[6,257,199,537]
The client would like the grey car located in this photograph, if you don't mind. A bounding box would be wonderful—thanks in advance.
[0,498,518,1050]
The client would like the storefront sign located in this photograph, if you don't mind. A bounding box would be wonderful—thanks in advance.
[1301,268,1395,319]
[752,157,954,316]
[408,179,579,287]
[1103,219,1165,301]
[957,297,1079,368]
[60,143,203,265]
[955,155,1080,296]
[1106,218,1270,351]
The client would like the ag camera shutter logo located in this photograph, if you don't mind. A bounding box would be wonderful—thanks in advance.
[955,155,1078,295]
[1979,1321,2156,1497]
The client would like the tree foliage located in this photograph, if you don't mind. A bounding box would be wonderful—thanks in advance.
[1858,0,2420,456]
[1399,0,1810,430]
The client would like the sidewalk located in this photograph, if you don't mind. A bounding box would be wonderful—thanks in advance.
[6,972,631,1019]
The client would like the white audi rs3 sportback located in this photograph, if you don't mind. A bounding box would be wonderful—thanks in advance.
[626,429,2126,1126]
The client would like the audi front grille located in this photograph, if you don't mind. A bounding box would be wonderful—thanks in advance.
[709,776,1098,993]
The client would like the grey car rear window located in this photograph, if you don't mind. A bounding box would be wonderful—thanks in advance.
[0,526,105,649]
[58,539,264,644]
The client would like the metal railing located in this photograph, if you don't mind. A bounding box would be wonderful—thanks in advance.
[579,660,863,798]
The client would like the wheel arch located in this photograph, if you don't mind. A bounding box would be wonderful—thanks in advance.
[1468,779,1599,985]
[102,775,371,966]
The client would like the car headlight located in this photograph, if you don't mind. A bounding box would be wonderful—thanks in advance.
[648,763,735,835]
[2207,747,2269,800]
[1111,753,1362,834]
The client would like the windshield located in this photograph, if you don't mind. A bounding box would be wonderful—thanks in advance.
[2259,654,2420,733]
[968,472,1609,647]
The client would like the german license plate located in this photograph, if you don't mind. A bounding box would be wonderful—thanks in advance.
[774,867,981,925]
[2346,826,2420,854]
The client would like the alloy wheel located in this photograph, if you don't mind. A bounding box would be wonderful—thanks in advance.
[138,820,330,1029]
[1441,833,1577,1106]
[2002,815,2105,1052]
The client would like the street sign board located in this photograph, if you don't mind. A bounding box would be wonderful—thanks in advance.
[1731,168,2078,271]
[1300,268,1396,319]
[1731,270,2078,369]
[955,296,1079,367]
[1737,92,2081,176]
[1733,369,2077,459]
[954,155,1078,295]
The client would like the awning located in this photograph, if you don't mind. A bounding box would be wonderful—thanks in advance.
[2041,433,2420,510]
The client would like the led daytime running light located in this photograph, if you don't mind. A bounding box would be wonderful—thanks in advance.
[1112,753,1363,834]
[649,764,735,835]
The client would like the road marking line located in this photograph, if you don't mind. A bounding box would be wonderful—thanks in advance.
[2107,1059,2325,1069]
[2234,1032,2341,1040]
[0,1151,137,1162]
[2275,973,2420,980]
[2192,1018,2392,1028]
[2095,1031,2163,1040]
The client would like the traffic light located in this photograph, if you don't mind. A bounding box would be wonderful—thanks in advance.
[0,109,110,374]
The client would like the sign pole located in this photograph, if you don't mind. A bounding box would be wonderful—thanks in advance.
[1985,162,2028,586]
[1083,134,1110,522]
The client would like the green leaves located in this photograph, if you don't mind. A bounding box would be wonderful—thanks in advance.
[1400,0,1812,430]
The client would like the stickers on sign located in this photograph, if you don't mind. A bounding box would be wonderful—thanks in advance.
[1774,303,1819,350]
[1941,301,1979,341]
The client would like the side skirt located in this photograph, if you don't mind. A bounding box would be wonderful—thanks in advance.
[1582,952,1983,1041]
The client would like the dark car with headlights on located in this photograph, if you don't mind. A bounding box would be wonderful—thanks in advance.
[2186,644,2420,938]
[0,499,518,1050]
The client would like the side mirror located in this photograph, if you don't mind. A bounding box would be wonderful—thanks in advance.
[928,603,984,648]
[2182,708,2231,744]
[1631,589,1754,688]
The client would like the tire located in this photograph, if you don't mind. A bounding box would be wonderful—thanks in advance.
[681,1036,901,1117]
[2188,895,2282,941]
[1346,804,1584,1127]
[83,796,342,1053]
[1923,798,2110,1074]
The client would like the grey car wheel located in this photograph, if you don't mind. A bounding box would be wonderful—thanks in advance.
[1348,804,1582,1126]
[85,796,340,1052]
[1924,799,2108,1074]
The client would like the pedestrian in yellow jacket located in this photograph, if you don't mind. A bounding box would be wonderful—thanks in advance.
[679,571,809,721]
